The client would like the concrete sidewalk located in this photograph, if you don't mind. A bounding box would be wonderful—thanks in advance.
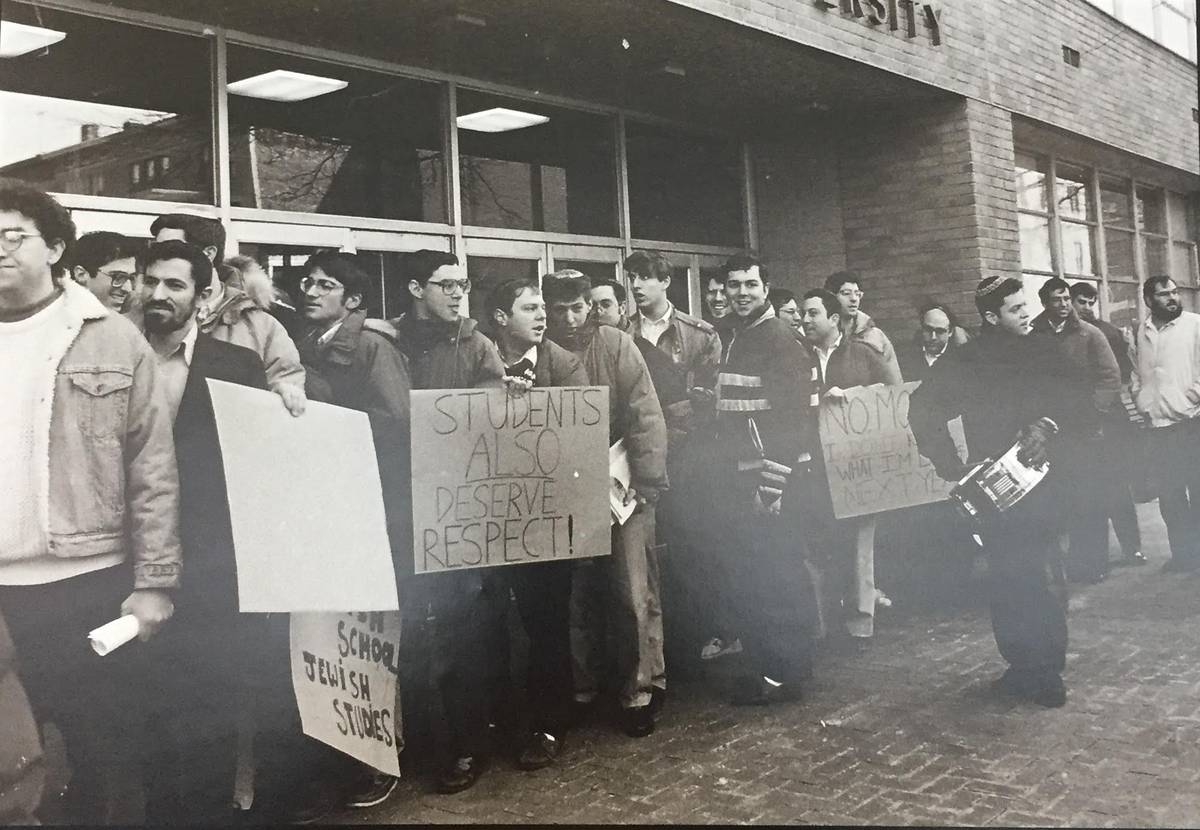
[338,503,1200,826]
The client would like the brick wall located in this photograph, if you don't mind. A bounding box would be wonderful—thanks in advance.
[753,98,1020,337]
[667,0,1199,176]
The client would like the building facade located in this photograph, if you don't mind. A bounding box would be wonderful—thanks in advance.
[1,0,1196,338]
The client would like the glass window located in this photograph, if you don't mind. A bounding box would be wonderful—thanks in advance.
[1123,0,1156,36]
[1054,163,1093,221]
[1019,213,1054,272]
[464,256,539,322]
[1136,186,1166,234]
[1105,228,1137,278]
[1172,243,1197,286]
[1158,5,1192,58]
[1015,152,1049,212]
[0,3,213,203]
[1099,176,1133,228]
[1059,222,1096,275]
[456,91,617,236]
[1106,281,1140,336]
[1143,237,1169,277]
[626,121,743,247]
[1167,191,1199,241]
[227,46,446,222]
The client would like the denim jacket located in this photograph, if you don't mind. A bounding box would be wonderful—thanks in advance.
[46,281,182,590]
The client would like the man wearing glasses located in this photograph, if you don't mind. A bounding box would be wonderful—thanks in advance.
[0,184,180,822]
[370,250,504,794]
[66,231,142,313]
[897,300,969,383]
[823,271,902,382]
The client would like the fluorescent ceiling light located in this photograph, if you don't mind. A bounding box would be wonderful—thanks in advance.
[0,21,67,58]
[457,107,549,133]
[227,69,348,102]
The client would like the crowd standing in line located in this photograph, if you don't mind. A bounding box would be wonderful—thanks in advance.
[2,181,1197,824]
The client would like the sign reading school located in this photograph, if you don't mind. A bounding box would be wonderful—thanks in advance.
[819,382,966,519]
[410,386,611,573]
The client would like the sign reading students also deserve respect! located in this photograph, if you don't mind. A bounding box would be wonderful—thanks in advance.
[819,382,967,519]
[290,612,404,776]
[410,386,612,573]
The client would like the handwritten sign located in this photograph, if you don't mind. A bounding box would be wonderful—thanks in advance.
[290,612,403,775]
[410,387,611,573]
[819,382,966,519]
[206,380,399,612]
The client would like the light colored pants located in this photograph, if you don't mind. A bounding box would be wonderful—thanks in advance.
[846,517,879,638]
[570,505,665,709]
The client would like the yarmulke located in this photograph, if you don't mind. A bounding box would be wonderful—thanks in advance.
[975,276,1007,298]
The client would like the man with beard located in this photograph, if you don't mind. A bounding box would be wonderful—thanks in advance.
[1069,281,1144,566]
[1132,276,1200,573]
[1030,278,1121,584]
[67,231,142,313]
[135,240,269,822]
[486,278,588,770]
[910,276,1090,707]
[543,269,668,738]
[713,256,821,705]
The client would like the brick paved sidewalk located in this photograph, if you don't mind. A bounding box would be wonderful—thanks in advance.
[335,503,1199,826]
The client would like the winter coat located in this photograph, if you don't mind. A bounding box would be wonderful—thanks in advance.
[844,311,902,382]
[199,285,306,393]
[299,310,411,423]
[533,339,589,388]
[824,332,904,389]
[1030,310,1120,427]
[383,314,504,391]
[548,322,669,498]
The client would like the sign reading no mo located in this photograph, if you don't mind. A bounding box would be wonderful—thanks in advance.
[410,386,611,573]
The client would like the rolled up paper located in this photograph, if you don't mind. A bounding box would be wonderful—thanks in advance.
[88,615,140,656]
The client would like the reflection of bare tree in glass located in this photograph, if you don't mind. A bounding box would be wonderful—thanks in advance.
[460,156,530,227]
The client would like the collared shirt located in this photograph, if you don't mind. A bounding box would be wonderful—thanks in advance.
[154,322,198,423]
[924,343,949,367]
[634,302,674,347]
[503,345,538,382]
[317,320,344,346]
[1134,310,1200,427]
[815,333,842,381]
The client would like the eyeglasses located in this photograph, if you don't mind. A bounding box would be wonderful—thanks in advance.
[300,276,343,295]
[427,278,471,295]
[838,289,864,298]
[921,325,950,336]
[99,270,137,288]
[0,230,43,253]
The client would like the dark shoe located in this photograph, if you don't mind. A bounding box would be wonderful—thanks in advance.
[1027,674,1067,708]
[344,772,399,809]
[567,697,597,727]
[990,667,1030,698]
[435,756,485,794]
[515,731,561,771]
[649,686,667,717]
[1162,558,1200,573]
[620,704,655,738]
[730,674,802,706]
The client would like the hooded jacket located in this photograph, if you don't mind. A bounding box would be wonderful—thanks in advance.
[299,310,411,423]
[199,284,306,393]
[844,311,902,382]
[382,314,504,391]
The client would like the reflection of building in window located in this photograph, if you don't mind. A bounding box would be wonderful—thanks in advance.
[460,154,569,231]
[0,115,210,202]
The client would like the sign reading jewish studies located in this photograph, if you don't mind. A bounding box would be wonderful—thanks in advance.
[819,382,966,519]
[290,612,403,776]
[410,387,611,574]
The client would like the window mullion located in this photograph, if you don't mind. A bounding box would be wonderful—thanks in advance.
[1047,155,1064,279]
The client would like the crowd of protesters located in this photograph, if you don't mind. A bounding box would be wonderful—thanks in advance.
[3,180,1199,824]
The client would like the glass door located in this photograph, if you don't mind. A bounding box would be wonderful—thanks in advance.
[462,238,548,322]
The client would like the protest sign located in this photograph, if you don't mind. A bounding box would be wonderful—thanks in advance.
[819,382,967,519]
[290,612,403,775]
[206,379,399,612]
[410,386,611,573]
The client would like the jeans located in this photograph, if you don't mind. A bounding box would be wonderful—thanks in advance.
[570,505,664,709]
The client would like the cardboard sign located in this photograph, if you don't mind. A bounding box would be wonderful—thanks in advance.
[290,612,403,775]
[206,380,399,612]
[819,382,966,519]
[409,386,611,573]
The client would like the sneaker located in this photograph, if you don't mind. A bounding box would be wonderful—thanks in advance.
[729,674,802,706]
[291,788,339,824]
[700,637,743,661]
[515,731,561,771]
[1126,550,1147,566]
[344,772,399,809]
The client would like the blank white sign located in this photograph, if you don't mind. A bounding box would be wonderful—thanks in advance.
[206,379,399,612]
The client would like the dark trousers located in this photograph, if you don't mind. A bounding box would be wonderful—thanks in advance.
[1148,419,1200,565]
[1065,443,1114,580]
[0,565,143,825]
[426,572,493,760]
[718,485,819,683]
[980,519,1068,678]
[507,561,573,734]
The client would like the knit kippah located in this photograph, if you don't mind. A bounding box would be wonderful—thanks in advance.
[975,275,1007,299]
